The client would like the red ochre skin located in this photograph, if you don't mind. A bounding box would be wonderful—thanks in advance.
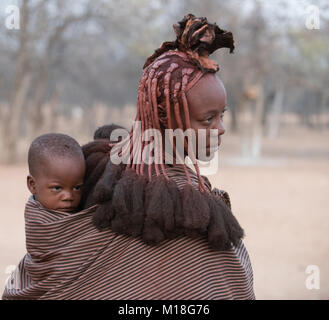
[187,73,227,159]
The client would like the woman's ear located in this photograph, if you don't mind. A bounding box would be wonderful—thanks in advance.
[27,175,36,194]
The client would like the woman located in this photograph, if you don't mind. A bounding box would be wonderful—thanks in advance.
[3,14,255,300]
[82,13,255,299]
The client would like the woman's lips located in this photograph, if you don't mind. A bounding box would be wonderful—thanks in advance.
[207,145,220,153]
[206,138,221,152]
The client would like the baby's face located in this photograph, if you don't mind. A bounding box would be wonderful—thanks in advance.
[27,157,85,213]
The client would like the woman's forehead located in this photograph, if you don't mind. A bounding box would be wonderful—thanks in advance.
[186,74,226,114]
[193,73,225,91]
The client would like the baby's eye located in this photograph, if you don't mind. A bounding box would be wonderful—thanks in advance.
[73,185,83,191]
[51,186,62,192]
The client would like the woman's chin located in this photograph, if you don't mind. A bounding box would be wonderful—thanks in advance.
[196,149,217,162]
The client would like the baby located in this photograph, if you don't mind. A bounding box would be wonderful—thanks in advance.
[2,133,89,299]
[27,133,85,213]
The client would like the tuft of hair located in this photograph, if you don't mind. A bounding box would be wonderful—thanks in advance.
[93,124,126,141]
[80,139,115,208]
[142,175,180,244]
[28,133,84,177]
[143,13,234,72]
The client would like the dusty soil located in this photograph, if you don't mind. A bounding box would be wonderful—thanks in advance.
[1,125,328,299]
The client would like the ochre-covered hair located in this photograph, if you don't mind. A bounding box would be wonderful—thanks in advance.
[84,14,244,250]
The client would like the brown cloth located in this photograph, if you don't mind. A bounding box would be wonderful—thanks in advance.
[2,176,254,300]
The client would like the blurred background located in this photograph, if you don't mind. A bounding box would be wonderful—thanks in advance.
[0,0,328,299]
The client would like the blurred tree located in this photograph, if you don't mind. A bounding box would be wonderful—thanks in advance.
[0,0,328,163]
[0,0,101,163]
[1,0,31,164]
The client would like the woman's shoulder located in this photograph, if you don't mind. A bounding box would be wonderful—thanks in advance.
[165,165,208,191]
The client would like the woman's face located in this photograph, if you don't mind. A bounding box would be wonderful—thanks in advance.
[186,73,227,161]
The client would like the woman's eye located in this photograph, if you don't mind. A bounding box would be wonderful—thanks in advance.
[203,116,213,124]
[51,186,62,191]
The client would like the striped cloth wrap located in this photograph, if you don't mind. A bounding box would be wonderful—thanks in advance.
[2,193,255,300]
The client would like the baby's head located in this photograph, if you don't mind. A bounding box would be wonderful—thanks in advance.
[93,124,126,141]
[27,133,85,213]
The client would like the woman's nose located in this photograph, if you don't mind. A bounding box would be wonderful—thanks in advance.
[215,119,225,135]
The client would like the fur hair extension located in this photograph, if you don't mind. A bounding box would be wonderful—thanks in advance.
[92,199,114,230]
[110,170,147,237]
[181,184,210,235]
[80,156,109,208]
[92,161,124,204]
[207,195,234,250]
[142,175,177,244]
[80,139,113,209]
[215,195,244,247]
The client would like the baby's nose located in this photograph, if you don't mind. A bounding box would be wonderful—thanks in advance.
[62,191,74,201]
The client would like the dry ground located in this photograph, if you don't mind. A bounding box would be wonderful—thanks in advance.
[0,125,328,299]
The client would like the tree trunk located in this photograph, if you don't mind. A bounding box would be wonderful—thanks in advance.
[0,0,30,164]
[2,72,32,163]
[318,91,329,130]
[47,91,59,132]
[251,83,264,158]
[267,85,284,139]
[28,60,48,139]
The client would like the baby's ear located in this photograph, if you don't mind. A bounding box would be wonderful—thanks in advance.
[27,175,36,194]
